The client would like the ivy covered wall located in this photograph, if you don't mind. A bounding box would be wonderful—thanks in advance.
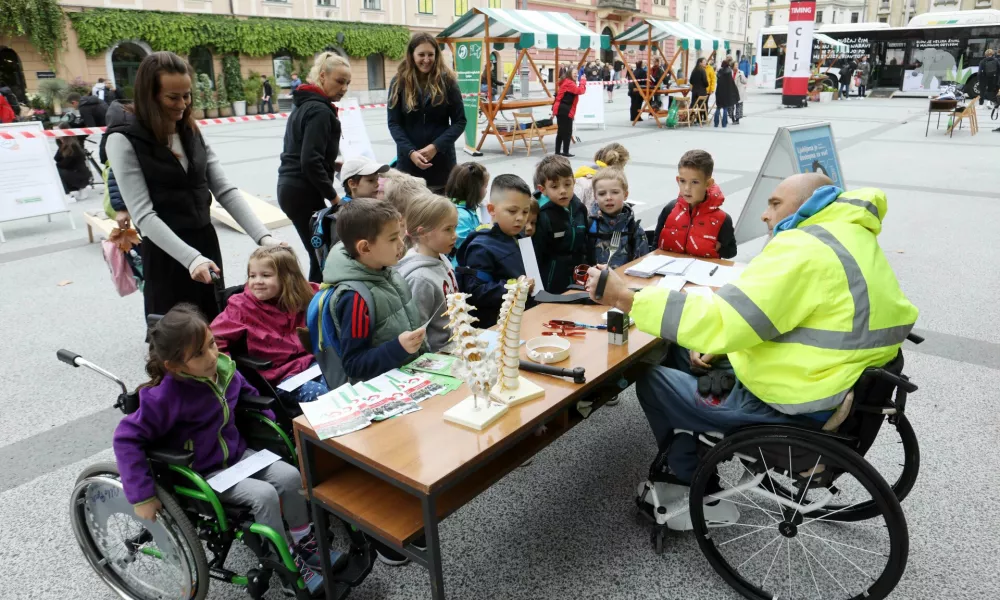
[67,9,411,60]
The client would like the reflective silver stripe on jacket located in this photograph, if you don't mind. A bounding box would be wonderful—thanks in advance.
[835,197,879,219]
[771,388,850,415]
[657,224,912,350]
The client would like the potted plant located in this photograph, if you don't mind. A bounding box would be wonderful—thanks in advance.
[37,78,69,115]
[244,72,262,115]
[206,92,219,119]
[223,54,246,117]
[820,86,835,103]
[217,80,233,117]
[192,74,211,119]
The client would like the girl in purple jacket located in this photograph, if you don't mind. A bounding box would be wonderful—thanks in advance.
[112,304,343,594]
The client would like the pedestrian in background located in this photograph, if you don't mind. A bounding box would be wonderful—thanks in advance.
[629,60,647,121]
[734,60,748,124]
[260,75,274,114]
[713,58,739,128]
[857,56,871,99]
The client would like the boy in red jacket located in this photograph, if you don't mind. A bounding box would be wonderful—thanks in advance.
[652,149,737,259]
[553,66,586,157]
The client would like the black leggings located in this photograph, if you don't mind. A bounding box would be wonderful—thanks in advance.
[555,115,573,155]
[277,183,327,283]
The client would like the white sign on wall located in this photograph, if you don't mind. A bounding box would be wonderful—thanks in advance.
[0,122,73,239]
[755,56,780,89]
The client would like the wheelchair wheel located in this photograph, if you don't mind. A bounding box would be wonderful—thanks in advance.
[690,427,908,600]
[71,462,209,600]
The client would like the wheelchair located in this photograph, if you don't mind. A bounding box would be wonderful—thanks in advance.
[59,349,374,600]
[636,336,923,600]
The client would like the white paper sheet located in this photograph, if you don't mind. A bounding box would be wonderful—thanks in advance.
[275,364,322,392]
[517,238,545,296]
[207,449,281,493]
[363,374,402,394]
[656,275,687,291]
[656,257,695,276]
[683,261,745,287]
[685,286,715,297]
[624,254,674,278]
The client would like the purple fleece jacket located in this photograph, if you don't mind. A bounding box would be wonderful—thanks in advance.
[112,357,264,505]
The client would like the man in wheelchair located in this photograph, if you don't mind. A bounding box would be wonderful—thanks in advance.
[113,304,347,595]
[586,173,919,530]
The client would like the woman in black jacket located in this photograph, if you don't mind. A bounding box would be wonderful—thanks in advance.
[387,32,466,193]
[54,123,91,196]
[689,58,709,110]
[713,58,740,128]
[277,51,351,282]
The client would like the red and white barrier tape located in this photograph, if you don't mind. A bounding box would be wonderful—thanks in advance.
[1,84,629,139]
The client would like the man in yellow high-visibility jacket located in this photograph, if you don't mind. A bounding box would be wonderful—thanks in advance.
[586,173,918,509]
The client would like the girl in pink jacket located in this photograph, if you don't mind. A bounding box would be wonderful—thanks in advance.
[211,246,326,402]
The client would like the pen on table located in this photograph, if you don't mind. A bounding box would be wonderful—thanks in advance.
[709,265,719,276]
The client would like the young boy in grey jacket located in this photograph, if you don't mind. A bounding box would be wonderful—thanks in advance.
[397,193,460,352]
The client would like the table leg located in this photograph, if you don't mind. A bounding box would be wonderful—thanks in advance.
[422,495,445,600]
[302,438,338,600]
[926,110,931,136]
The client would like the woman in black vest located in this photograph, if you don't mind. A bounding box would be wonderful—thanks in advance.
[106,51,279,319]
[387,32,466,193]
[277,51,351,282]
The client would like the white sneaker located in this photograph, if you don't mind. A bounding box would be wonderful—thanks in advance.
[64,194,77,204]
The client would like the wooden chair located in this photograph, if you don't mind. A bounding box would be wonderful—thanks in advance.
[948,98,979,137]
[680,96,708,127]
[511,112,546,156]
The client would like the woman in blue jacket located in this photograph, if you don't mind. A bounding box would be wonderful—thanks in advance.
[387,32,466,193]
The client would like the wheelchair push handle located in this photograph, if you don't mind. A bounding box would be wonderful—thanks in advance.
[56,349,129,395]
[906,332,924,345]
[872,367,918,394]
[57,349,82,367]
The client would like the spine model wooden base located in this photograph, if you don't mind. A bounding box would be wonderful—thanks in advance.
[442,292,506,430]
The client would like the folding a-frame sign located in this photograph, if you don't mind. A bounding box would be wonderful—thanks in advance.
[613,20,729,128]
[438,8,610,155]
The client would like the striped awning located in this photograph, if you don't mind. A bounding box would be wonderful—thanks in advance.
[814,33,849,51]
[438,8,610,50]
[614,20,730,51]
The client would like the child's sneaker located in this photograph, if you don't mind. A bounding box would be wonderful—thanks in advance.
[376,547,410,566]
[283,555,324,597]
[295,533,348,573]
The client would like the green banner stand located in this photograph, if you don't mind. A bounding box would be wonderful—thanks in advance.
[454,40,484,156]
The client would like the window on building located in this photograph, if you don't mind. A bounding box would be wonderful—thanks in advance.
[418,0,432,12]
[367,54,385,90]
[683,3,690,21]
[699,6,705,26]
[455,0,468,15]
[317,0,338,6]
[363,0,381,9]
[878,15,888,22]
[489,0,501,7]
[715,10,721,30]
[728,9,735,32]
[831,11,838,23]
[851,11,859,22]
[188,46,214,87]
[765,13,772,26]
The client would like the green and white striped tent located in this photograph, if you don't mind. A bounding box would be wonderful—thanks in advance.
[438,8,610,51]
[614,20,730,52]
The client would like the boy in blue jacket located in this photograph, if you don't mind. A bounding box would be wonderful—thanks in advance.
[588,167,649,269]
[532,155,589,293]
[457,174,534,328]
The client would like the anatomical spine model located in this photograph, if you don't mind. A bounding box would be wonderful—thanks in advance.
[442,292,504,430]
[489,277,544,407]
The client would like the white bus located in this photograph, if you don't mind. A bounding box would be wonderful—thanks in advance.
[755,9,1000,97]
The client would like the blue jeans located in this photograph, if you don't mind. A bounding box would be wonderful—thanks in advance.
[635,365,802,483]
[259,99,273,114]
[713,105,732,127]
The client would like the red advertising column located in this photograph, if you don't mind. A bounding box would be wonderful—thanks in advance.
[782,0,817,107]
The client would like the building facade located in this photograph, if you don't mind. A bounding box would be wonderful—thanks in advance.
[868,0,998,25]
[0,0,518,105]
[749,0,868,46]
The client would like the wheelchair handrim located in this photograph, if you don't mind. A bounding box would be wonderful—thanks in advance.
[690,428,909,600]
[70,475,198,600]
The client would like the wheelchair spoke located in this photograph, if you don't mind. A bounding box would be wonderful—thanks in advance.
[798,535,853,596]
[737,533,782,570]
[757,447,786,517]
[795,536,823,600]
[761,536,784,588]
[717,524,776,547]
[792,454,823,524]
[798,531,888,557]
[800,498,871,527]
[810,531,879,582]
[729,464,782,522]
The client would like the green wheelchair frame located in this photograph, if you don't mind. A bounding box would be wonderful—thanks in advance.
[60,349,375,600]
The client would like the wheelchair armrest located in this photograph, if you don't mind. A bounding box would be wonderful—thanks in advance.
[239,394,276,412]
[869,368,918,394]
[148,448,195,466]
[233,353,273,371]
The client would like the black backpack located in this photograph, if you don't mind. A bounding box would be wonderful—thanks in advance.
[983,57,999,77]
[308,204,342,272]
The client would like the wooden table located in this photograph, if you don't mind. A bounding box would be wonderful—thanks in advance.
[296,252,733,600]
[925,98,958,137]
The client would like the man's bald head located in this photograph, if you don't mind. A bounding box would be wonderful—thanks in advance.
[761,173,834,235]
